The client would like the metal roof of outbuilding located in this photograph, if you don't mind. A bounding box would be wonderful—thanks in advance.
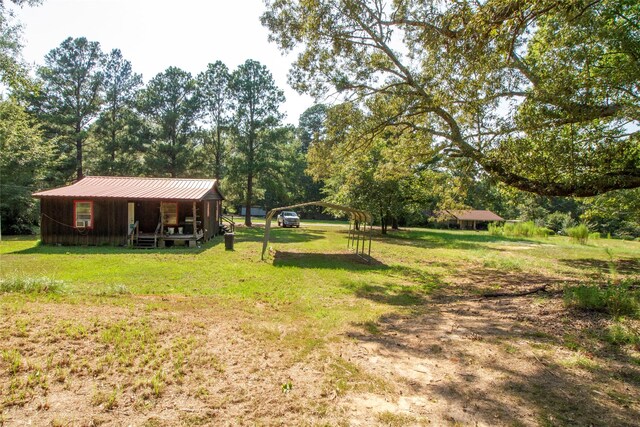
[32,176,222,201]
[446,210,504,221]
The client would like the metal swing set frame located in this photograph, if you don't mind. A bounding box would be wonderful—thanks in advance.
[261,201,373,262]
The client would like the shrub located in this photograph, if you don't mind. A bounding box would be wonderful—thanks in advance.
[614,221,640,240]
[545,212,575,234]
[606,322,640,347]
[0,276,66,294]
[490,221,551,238]
[488,223,503,236]
[566,224,590,244]
[564,280,640,318]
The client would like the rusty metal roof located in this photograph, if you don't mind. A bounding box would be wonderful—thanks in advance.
[33,176,221,201]
[446,210,504,221]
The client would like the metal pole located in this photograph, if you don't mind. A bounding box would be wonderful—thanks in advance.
[347,219,353,249]
[356,219,361,255]
[356,222,367,255]
[368,221,372,257]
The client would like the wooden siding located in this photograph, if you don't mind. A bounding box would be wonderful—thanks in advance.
[39,194,222,246]
[202,200,219,240]
[41,198,128,245]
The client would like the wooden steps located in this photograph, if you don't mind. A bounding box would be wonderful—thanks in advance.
[133,235,157,249]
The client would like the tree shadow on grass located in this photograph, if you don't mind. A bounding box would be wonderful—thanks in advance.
[273,251,442,307]
[272,251,383,270]
[435,268,577,303]
[341,280,438,307]
[335,227,541,251]
[345,296,640,426]
[4,236,223,255]
[236,226,327,244]
[560,257,640,277]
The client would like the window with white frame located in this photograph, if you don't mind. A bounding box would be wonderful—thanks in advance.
[74,201,93,228]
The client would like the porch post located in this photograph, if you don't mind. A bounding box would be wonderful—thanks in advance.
[193,201,197,240]
[160,202,164,235]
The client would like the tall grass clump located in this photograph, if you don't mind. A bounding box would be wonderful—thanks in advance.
[489,221,550,238]
[566,224,590,244]
[0,276,66,294]
[564,279,640,318]
[94,283,131,296]
[488,223,502,236]
[606,322,640,347]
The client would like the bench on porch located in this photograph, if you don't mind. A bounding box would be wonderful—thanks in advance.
[158,230,205,248]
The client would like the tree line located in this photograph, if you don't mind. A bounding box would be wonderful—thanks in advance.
[1,0,639,239]
[2,32,322,230]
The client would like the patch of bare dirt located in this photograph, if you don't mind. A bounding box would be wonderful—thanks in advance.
[0,297,338,426]
[335,276,640,426]
[2,272,639,426]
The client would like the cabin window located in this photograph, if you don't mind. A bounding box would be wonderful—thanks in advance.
[74,201,93,228]
[161,202,178,225]
[207,202,210,217]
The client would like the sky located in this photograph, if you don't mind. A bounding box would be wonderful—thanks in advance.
[13,0,315,125]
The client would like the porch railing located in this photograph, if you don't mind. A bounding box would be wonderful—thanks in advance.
[221,214,235,233]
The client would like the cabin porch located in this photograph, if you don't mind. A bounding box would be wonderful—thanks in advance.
[129,199,220,249]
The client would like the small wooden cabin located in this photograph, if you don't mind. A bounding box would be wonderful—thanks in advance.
[33,176,225,247]
[439,209,504,230]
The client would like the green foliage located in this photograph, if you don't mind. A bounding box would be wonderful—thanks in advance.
[489,221,551,238]
[88,48,144,176]
[0,276,66,294]
[564,280,640,318]
[566,224,590,244]
[0,1,42,91]
[197,61,231,180]
[0,98,52,234]
[281,381,293,393]
[297,103,327,153]
[35,36,105,181]
[262,0,640,196]
[606,322,640,347]
[545,212,575,234]
[581,189,640,239]
[312,133,441,233]
[487,223,502,236]
[227,59,285,226]
[138,66,200,177]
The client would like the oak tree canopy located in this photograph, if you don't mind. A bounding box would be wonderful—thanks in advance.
[262,0,640,196]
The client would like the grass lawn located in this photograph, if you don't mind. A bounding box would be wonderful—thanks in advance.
[1,225,639,426]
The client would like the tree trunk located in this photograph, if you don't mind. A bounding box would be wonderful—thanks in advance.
[171,137,177,178]
[392,216,399,230]
[75,124,83,181]
[215,126,222,180]
[110,108,117,172]
[246,117,255,227]
[380,210,387,235]
[245,172,253,227]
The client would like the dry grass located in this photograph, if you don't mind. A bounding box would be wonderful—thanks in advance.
[1,225,639,425]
